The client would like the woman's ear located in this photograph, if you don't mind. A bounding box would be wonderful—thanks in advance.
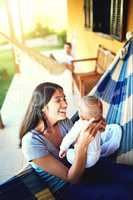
[42,106,47,113]
[42,108,45,113]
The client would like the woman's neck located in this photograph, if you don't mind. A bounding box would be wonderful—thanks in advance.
[43,124,63,148]
[44,114,58,127]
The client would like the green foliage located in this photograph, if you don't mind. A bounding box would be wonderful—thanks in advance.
[25,22,56,39]
[24,22,67,46]
[35,23,55,37]
[0,74,12,108]
[0,50,14,74]
[0,49,15,108]
[56,30,67,45]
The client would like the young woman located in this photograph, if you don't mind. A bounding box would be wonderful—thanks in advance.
[20,82,133,200]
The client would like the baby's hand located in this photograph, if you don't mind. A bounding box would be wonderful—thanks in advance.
[118,47,128,59]
[59,149,67,159]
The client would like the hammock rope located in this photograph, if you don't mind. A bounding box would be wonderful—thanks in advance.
[0,32,66,75]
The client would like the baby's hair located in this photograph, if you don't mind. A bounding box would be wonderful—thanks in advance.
[82,95,101,105]
[81,95,103,116]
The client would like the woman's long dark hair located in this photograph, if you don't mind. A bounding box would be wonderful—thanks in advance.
[19,82,63,146]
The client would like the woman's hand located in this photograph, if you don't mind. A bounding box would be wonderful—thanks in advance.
[118,47,128,59]
[94,117,106,133]
[76,119,106,150]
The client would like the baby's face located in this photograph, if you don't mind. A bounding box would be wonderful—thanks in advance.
[78,102,103,121]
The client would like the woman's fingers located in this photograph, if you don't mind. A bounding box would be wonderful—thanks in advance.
[118,47,128,59]
[87,119,104,137]
[77,119,106,147]
[87,134,95,143]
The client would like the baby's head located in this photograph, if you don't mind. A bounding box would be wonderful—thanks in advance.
[78,96,103,121]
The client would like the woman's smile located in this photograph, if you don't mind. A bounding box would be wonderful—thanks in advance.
[58,109,67,114]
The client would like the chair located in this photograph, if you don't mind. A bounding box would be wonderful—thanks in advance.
[72,45,115,96]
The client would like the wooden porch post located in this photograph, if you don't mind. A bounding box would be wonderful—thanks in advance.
[5,0,25,73]
[5,0,19,73]
[0,113,4,129]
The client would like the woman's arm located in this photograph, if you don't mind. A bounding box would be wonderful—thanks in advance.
[33,120,105,183]
[33,136,89,183]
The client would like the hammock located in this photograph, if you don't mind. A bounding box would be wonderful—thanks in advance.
[89,38,133,164]
[0,32,66,75]
[0,32,78,122]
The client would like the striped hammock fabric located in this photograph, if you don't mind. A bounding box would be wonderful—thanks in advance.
[89,40,133,164]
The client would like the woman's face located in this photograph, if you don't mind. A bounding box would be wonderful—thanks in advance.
[43,89,68,125]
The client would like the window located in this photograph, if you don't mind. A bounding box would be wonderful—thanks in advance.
[84,0,92,28]
[84,0,128,41]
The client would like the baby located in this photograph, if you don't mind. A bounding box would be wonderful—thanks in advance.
[59,96,122,168]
